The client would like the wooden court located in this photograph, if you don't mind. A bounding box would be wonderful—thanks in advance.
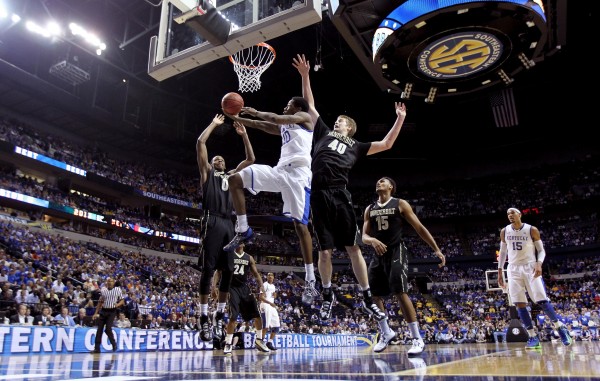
[0,341,597,380]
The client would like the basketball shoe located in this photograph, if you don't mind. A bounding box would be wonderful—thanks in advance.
[302,279,319,304]
[319,288,336,320]
[361,299,386,321]
[557,326,572,346]
[214,311,225,341]
[223,227,254,251]
[407,338,425,356]
[199,314,212,342]
[373,330,397,353]
[254,338,271,353]
[525,336,541,350]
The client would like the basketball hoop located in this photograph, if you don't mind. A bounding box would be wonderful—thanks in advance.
[229,42,276,93]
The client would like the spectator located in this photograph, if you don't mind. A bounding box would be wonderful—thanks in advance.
[33,305,54,326]
[10,303,32,325]
[74,308,93,327]
[114,311,132,329]
[54,306,76,327]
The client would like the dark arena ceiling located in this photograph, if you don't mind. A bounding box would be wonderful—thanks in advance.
[0,0,594,179]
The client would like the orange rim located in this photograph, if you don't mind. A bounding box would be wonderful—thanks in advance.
[229,42,276,69]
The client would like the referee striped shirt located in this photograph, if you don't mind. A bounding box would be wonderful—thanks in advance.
[101,286,123,309]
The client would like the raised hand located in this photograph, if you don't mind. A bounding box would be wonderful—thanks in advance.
[240,107,257,117]
[213,114,225,125]
[292,54,310,76]
[395,102,407,118]
[233,121,247,135]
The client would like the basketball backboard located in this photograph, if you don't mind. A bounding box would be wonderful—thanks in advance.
[485,269,508,292]
[148,0,322,81]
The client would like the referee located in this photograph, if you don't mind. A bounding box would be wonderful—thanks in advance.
[91,278,124,353]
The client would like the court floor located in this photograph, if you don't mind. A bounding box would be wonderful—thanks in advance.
[0,341,597,380]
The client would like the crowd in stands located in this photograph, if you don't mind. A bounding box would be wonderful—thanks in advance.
[0,116,201,205]
[1,160,597,263]
[0,219,598,344]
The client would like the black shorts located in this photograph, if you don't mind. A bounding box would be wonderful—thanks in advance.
[199,215,235,272]
[311,188,360,251]
[368,243,409,296]
[228,284,261,322]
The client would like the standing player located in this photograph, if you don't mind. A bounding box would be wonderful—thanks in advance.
[90,278,125,353]
[213,242,270,354]
[196,114,255,342]
[259,272,281,351]
[362,177,445,354]
[292,54,407,318]
[497,207,572,349]
[222,98,315,304]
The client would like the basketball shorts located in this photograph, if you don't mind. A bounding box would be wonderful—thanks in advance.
[199,214,234,272]
[368,243,409,296]
[228,284,261,322]
[311,187,360,251]
[238,164,311,224]
[506,262,549,304]
[260,303,281,329]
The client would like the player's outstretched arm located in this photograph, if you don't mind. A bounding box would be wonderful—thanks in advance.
[197,114,225,182]
[230,121,255,174]
[225,109,280,135]
[368,102,407,155]
[292,54,319,124]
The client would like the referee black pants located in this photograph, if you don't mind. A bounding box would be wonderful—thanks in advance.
[94,308,118,351]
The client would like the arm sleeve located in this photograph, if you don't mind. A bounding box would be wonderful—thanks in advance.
[498,242,508,269]
[534,240,546,263]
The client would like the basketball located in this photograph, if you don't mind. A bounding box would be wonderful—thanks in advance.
[221,92,244,115]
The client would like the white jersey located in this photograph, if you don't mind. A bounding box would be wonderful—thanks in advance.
[260,281,280,328]
[277,123,313,168]
[261,282,277,304]
[504,223,537,265]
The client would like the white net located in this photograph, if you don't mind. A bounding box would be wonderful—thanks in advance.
[229,43,276,93]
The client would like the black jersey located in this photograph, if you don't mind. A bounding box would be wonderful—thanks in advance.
[202,169,233,216]
[311,117,371,190]
[367,197,404,246]
[231,251,252,287]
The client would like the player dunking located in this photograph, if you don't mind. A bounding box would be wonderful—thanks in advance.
[196,114,255,342]
[292,54,407,318]
[497,207,572,349]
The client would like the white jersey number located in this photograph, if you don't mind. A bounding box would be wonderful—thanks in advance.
[327,140,347,154]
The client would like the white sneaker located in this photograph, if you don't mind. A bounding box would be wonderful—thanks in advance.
[302,280,319,304]
[373,331,397,353]
[223,343,232,354]
[254,338,271,353]
[407,338,425,356]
